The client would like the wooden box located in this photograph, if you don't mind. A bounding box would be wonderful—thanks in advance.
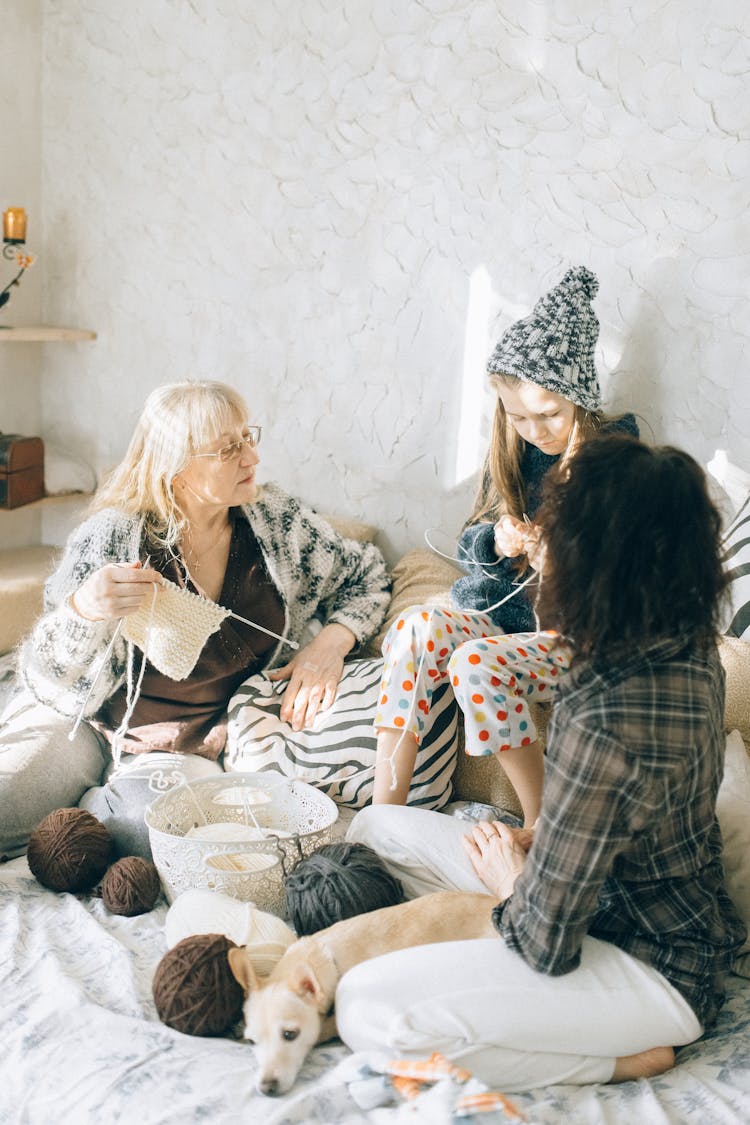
[0,433,45,509]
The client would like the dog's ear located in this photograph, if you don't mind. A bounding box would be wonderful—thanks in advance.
[288,961,325,1006]
[227,946,260,995]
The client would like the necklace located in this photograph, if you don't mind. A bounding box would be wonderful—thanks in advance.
[179,521,232,574]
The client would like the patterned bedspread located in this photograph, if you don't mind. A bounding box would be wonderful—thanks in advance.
[2,854,750,1125]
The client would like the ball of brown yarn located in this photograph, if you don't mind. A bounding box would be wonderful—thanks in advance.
[152,933,244,1037]
[101,856,161,916]
[27,807,112,893]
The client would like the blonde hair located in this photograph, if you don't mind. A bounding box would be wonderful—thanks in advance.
[468,374,604,526]
[91,380,249,548]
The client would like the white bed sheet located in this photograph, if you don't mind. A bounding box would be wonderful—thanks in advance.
[3,856,750,1125]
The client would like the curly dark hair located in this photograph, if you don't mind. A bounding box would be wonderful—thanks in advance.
[534,433,728,662]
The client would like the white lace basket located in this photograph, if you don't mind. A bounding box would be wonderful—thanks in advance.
[145,772,339,910]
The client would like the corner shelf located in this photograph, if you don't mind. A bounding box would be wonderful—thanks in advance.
[0,492,94,513]
[0,326,97,342]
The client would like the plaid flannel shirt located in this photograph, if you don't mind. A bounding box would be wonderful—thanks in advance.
[493,637,746,1027]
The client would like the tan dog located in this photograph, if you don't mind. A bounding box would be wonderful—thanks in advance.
[228,890,497,1096]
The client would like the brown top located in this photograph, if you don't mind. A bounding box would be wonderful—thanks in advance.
[94,510,285,759]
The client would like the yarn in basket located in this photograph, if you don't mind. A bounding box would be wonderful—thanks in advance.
[27,808,113,893]
[101,856,162,916]
[152,933,245,1036]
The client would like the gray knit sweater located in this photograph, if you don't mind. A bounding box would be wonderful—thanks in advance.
[20,482,391,719]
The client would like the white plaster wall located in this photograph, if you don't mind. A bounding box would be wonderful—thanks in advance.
[39,0,750,560]
[0,0,43,548]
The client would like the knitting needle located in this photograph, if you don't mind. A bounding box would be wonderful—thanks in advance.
[162,547,299,651]
[227,611,299,650]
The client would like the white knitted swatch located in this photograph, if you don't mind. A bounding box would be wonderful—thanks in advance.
[122,577,231,681]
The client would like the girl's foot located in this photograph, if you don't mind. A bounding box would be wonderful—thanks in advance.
[612,1045,675,1082]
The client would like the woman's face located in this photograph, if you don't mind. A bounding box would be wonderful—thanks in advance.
[496,381,576,455]
[174,418,261,510]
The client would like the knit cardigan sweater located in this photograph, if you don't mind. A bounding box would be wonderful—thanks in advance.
[20,482,391,720]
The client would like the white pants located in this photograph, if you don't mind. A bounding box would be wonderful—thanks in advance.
[340,805,702,1090]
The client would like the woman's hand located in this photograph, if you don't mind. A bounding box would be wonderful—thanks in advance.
[70,562,163,622]
[462,819,528,901]
[267,623,356,731]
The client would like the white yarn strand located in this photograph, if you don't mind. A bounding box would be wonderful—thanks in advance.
[68,619,124,743]
[111,582,160,768]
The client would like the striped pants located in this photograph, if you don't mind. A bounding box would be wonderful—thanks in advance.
[374,605,571,754]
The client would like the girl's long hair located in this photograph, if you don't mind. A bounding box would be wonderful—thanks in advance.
[468,374,606,525]
[534,433,728,661]
[90,380,249,549]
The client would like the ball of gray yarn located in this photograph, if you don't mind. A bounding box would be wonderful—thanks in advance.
[284,841,404,935]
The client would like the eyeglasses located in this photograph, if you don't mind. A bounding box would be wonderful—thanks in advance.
[191,426,262,464]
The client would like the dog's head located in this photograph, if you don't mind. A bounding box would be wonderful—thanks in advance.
[228,946,327,1097]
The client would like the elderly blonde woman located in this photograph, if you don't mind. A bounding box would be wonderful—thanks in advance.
[0,381,391,858]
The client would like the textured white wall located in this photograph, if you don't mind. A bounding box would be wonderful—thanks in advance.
[38,0,750,560]
[0,1,42,415]
[0,0,43,548]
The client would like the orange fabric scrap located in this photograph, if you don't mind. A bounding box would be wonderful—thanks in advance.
[390,1075,423,1100]
[386,1050,471,1085]
[454,1089,527,1120]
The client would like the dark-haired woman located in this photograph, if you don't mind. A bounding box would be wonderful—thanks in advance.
[340,433,746,1090]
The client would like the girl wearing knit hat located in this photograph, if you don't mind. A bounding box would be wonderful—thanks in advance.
[372,266,638,824]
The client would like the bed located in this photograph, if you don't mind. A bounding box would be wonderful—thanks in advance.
[3,548,750,1125]
[3,850,750,1124]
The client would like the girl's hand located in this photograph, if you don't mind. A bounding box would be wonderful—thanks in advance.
[267,623,356,731]
[523,529,544,572]
[462,819,527,901]
[71,562,163,622]
[493,515,529,559]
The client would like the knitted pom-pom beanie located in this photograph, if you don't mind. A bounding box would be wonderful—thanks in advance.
[487,266,602,411]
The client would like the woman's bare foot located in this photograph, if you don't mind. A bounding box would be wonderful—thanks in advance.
[611,1045,675,1083]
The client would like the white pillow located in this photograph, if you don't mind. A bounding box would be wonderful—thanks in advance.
[722,493,750,640]
[708,450,750,519]
[43,443,97,495]
[716,729,750,976]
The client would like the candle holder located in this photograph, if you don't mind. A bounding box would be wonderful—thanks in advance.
[1,207,36,312]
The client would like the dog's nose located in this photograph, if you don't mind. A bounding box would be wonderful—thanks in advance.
[259,1078,280,1097]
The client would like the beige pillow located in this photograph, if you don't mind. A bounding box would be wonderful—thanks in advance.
[0,546,58,655]
[320,513,378,544]
[365,548,462,657]
[719,636,750,744]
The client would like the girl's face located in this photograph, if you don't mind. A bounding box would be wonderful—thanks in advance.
[496,381,576,455]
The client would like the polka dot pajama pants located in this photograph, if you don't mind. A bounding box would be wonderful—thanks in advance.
[374,604,571,754]
[448,631,571,753]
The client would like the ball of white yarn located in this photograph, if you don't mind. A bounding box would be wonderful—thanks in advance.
[165,888,296,977]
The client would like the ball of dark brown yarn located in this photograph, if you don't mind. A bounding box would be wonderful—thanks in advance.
[152,934,244,1037]
[101,856,161,916]
[27,808,112,893]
